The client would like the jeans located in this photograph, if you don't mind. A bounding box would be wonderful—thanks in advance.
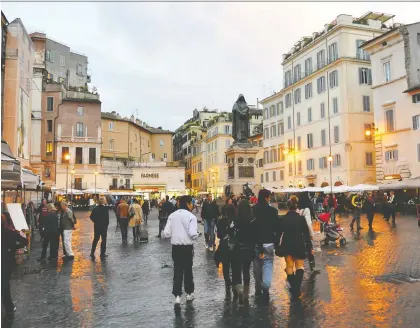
[91,228,107,255]
[350,208,361,229]
[172,245,194,297]
[204,219,215,247]
[143,212,148,223]
[41,232,59,259]
[119,217,128,241]
[232,260,252,286]
[59,229,67,255]
[158,219,167,237]
[63,230,74,256]
[253,244,274,291]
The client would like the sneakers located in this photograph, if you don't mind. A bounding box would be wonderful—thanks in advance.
[174,296,181,305]
[205,244,209,249]
[186,293,194,301]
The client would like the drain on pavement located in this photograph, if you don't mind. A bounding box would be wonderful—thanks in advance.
[375,273,420,285]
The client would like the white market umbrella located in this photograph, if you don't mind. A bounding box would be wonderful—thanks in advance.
[83,188,109,194]
[348,184,379,192]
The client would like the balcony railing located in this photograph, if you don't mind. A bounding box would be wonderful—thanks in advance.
[66,90,100,101]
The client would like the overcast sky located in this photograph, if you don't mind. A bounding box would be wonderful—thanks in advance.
[2,2,419,131]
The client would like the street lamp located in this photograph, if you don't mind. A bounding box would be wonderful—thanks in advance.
[365,123,378,137]
[64,153,70,201]
[94,171,98,197]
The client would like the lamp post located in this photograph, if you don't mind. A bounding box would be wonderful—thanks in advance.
[328,155,333,195]
[94,171,98,198]
[212,175,216,199]
[64,153,70,201]
[71,169,75,207]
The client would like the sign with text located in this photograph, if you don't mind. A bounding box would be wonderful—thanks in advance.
[141,173,159,178]
[239,166,254,178]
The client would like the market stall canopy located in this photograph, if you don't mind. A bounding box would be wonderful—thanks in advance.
[110,191,136,196]
[322,185,351,193]
[1,139,22,190]
[83,188,109,194]
[22,168,41,190]
[348,184,379,192]
[56,189,84,195]
[379,178,420,190]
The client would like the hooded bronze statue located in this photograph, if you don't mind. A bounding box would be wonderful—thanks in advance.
[232,94,250,144]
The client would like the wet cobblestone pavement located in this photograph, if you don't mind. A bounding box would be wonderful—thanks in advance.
[8,208,420,328]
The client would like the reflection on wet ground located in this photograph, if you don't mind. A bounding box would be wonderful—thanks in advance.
[8,209,420,328]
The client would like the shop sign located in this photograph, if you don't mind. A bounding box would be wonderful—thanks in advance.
[141,173,159,178]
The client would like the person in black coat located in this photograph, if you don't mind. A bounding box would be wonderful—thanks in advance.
[142,200,150,223]
[278,195,310,301]
[253,189,279,302]
[216,203,236,298]
[201,194,220,250]
[231,199,255,305]
[39,203,60,261]
[90,197,110,260]
[364,193,375,230]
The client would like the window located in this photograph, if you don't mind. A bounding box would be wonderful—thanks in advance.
[359,68,372,85]
[264,127,269,139]
[225,139,231,148]
[298,160,302,173]
[77,64,83,75]
[47,120,53,133]
[297,136,301,151]
[385,150,398,162]
[47,97,54,111]
[307,133,313,149]
[294,64,301,83]
[287,116,292,130]
[412,93,420,103]
[109,122,114,130]
[277,101,284,114]
[418,144,420,162]
[125,179,130,189]
[160,140,164,147]
[278,121,284,135]
[413,114,420,130]
[356,40,370,60]
[264,108,269,119]
[320,103,325,119]
[77,106,84,116]
[260,174,264,183]
[270,105,275,118]
[280,170,284,180]
[285,93,292,108]
[224,125,230,134]
[214,140,218,150]
[88,148,96,164]
[333,97,338,114]
[279,147,285,161]
[333,154,341,167]
[74,178,82,190]
[334,125,339,143]
[321,129,326,146]
[317,76,326,94]
[294,88,301,104]
[365,124,373,141]
[109,138,114,150]
[62,147,69,163]
[76,122,84,137]
[330,70,339,88]
[46,50,51,62]
[307,158,314,171]
[288,162,293,175]
[60,54,65,67]
[317,50,325,69]
[288,139,293,150]
[328,42,338,62]
[46,141,53,156]
[385,109,395,132]
[48,51,55,63]
[319,157,328,169]
[272,171,276,181]
[112,178,118,189]
[383,61,391,82]
[284,70,292,87]
[304,57,312,76]
[75,147,83,164]
[265,172,269,182]
[305,83,312,99]
[296,112,301,126]
[363,96,371,112]
[44,167,51,178]
[365,152,373,166]
[308,107,312,122]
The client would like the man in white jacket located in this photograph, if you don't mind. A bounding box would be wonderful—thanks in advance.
[163,195,199,306]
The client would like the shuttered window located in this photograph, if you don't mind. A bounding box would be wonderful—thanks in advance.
[363,95,371,112]
[359,68,372,85]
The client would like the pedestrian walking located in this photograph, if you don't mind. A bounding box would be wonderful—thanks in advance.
[253,188,278,303]
[215,203,236,299]
[90,197,109,260]
[277,196,311,301]
[117,198,130,242]
[387,191,397,225]
[328,194,337,224]
[382,192,389,221]
[61,202,75,259]
[231,199,255,305]
[201,194,220,250]
[365,193,375,230]
[2,214,28,318]
[163,195,199,306]
[38,203,60,261]
[54,202,67,256]
[37,198,48,240]
[350,192,364,231]
[129,199,143,242]
[157,196,174,238]
[297,195,318,273]
[142,199,150,224]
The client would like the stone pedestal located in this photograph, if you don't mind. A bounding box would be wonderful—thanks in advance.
[225,142,259,196]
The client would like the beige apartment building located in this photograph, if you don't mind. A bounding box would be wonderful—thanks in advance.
[362,22,420,183]
[191,130,207,194]
[3,18,34,168]
[261,12,394,189]
[249,124,264,194]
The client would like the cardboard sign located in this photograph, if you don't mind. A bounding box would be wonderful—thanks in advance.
[6,203,29,231]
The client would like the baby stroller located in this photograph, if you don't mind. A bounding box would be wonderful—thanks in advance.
[317,212,347,246]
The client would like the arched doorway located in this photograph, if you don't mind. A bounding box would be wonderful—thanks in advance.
[321,182,329,187]
[334,181,343,186]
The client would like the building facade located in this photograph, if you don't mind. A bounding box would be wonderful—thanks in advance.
[362,22,420,182]
[3,18,34,167]
[249,123,264,194]
[261,12,394,189]
[191,131,207,194]
[1,11,8,137]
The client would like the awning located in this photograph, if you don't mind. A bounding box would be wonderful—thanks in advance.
[22,168,40,190]
[379,178,420,190]
[83,188,109,194]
